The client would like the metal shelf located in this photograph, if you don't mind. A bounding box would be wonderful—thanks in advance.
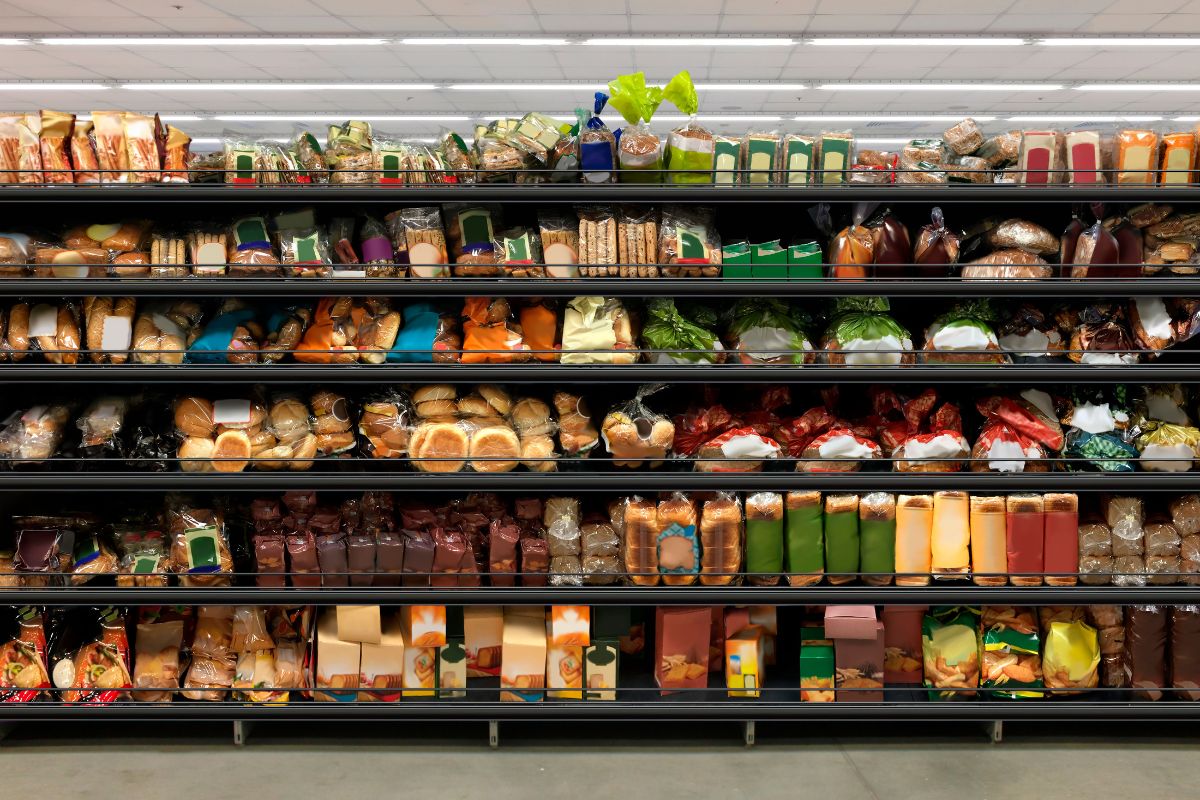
[0,471,1195,491]
[2,701,1196,722]
[5,584,1193,606]
[3,363,1197,383]
[1,184,1198,203]
[0,277,1192,298]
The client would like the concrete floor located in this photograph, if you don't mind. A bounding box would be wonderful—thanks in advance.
[3,723,1199,799]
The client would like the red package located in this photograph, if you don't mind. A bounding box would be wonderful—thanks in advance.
[976,395,1064,451]
[672,405,737,457]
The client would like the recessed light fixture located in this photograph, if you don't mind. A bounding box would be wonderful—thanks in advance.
[810,37,1025,46]
[694,83,807,92]
[1006,114,1163,121]
[819,83,1062,91]
[1076,84,1200,91]
[401,37,570,46]
[0,83,108,90]
[449,83,605,91]
[1040,37,1200,46]
[38,37,387,46]
[583,37,794,46]
[122,83,436,91]
[212,114,470,122]
[793,115,997,122]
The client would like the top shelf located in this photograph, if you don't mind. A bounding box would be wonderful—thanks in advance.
[4,184,1200,204]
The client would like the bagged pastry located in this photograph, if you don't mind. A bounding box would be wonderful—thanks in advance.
[868,207,912,279]
[132,299,201,365]
[1042,618,1100,694]
[560,296,636,365]
[821,296,914,366]
[615,206,659,277]
[326,120,374,184]
[663,71,714,184]
[700,493,743,586]
[1116,129,1158,185]
[166,504,233,587]
[82,296,136,364]
[1133,419,1200,472]
[388,302,461,364]
[656,493,699,586]
[961,249,1052,280]
[798,428,882,473]
[922,300,1008,365]
[294,297,359,364]
[186,299,260,365]
[1065,303,1139,365]
[554,391,599,458]
[601,385,675,468]
[1017,130,1061,185]
[658,205,721,277]
[996,303,1065,360]
[461,297,531,364]
[725,298,813,365]
[69,120,100,185]
[576,205,617,277]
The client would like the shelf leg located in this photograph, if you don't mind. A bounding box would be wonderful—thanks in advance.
[488,720,499,749]
[743,720,756,748]
[233,720,253,747]
[987,720,1003,744]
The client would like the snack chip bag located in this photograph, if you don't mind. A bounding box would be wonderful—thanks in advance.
[981,607,1043,699]
[922,606,980,700]
[1042,619,1100,695]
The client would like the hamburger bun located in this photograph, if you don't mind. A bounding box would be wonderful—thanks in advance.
[178,436,215,472]
[510,397,553,437]
[412,384,456,405]
[316,431,356,456]
[413,422,469,473]
[456,394,492,418]
[477,384,513,416]
[175,397,215,438]
[269,397,311,442]
[288,433,318,470]
[417,399,458,419]
[520,433,557,472]
[468,425,521,473]
[212,429,252,473]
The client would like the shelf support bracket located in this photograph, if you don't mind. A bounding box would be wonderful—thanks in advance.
[743,720,756,747]
[986,720,1003,744]
[233,720,253,747]
[488,720,499,749]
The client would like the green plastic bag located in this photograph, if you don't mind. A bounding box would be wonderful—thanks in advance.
[663,71,714,185]
[726,298,813,365]
[642,298,721,364]
[608,72,664,183]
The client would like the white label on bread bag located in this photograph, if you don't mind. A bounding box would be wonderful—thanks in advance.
[150,313,184,338]
[544,242,579,278]
[101,315,132,351]
[28,304,57,337]
[408,242,449,278]
[194,242,226,274]
[212,399,252,425]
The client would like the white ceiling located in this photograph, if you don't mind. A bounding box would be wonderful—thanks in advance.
[5,0,1200,140]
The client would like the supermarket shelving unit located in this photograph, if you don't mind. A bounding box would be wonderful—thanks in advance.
[3,182,1199,741]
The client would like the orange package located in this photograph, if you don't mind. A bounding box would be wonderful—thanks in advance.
[1160,132,1196,185]
[294,297,358,364]
[519,299,560,362]
[1116,130,1158,185]
[461,297,531,364]
[829,224,872,280]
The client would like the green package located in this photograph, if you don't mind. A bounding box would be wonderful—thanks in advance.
[819,133,853,185]
[782,134,815,185]
[981,607,1043,699]
[859,492,896,586]
[722,240,752,280]
[823,494,859,585]
[787,241,823,281]
[662,71,713,184]
[745,491,784,586]
[751,239,789,280]
[800,641,835,702]
[922,606,981,701]
[742,133,780,184]
[713,135,740,185]
[785,490,824,584]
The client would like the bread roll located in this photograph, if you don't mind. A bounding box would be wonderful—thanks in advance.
[178,436,215,472]
[469,425,520,473]
[269,397,311,442]
[510,397,553,437]
[520,433,557,472]
[212,429,251,473]
[413,422,468,473]
[412,384,456,405]
[477,384,513,416]
[175,397,215,438]
[417,399,458,419]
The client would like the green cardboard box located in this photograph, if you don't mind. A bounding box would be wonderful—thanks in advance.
[800,641,835,702]
[713,137,740,185]
[751,239,789,279]
[584,639,619,701]
[722,240,752,280]
[782,136,815,186]
[788,241,823,280]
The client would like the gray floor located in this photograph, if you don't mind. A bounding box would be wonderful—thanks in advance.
[3,724,1200,799]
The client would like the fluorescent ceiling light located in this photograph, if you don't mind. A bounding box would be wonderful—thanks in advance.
[122,83,435,91]
[1006,114,1162,121]
[584,37,793,46]
[449,83,604,91]
[1040,37,1200,46]
[0,83,108,90]
[820,83,1061,91]
[401,37,569,46]
[0,39,28,45]
[1173,115,1200,121]
[158,114,205,121]
[655,114,782,121]
[38,37,385,46]
[793,114,996,122]
[694,83,806,91]
[810,37,1025,46]
[1076,84,1200,91]
[212,114,469,122]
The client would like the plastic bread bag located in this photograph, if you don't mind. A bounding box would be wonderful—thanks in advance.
[148,232,188,278]
[658,205,721,277]
[983,218,1060,257]
[466,420,522,474]
[1069,211,1120,280]
[1127,296,1178,354]
[260,303,311,363]
[1132,419,1200,472]
[1064,303,1139,365]
[76,395,130,457]
[495,226,544,278]
[812,202,873,280]
[122,113,160,183]
[643,297,722,365]
[518,298,560,363]
[326,119,373,184]
[131,619,184,702]
[132,299,202,365]
[741,130,781,184]
[81,296,135,365]
[1115,129,1158,185]
[653,493,699,586]
[1015,130,1062,185]
[460,297,531,364]
[67,119,99,185]
[817,131,854,186]
[608,71,665,183]
[473,122,527,182]
[0,607,50,701]
[0,232,34,277]
[612,205,657,277]
[277,224,333,278]
[165,503,234,587]
[397,206,449,278]
[923,299,1008,365]
[290,129,328,183]
[388,302,461,364]
[662,70,714,185]
[866,207,912,279]
[307,390,355,458]
[38,110,73,186]
[1159,131,1195,185]
[508,395,558,472]
[90,110,128,183]
[55,607,133,704]
[601,384,675,468]
[0,115,19,184]
[410,417,470,474]
[981,607,1043,699]
[798,428,882,473]
[582,517,621,585]
[699,493,742,586]
[114,527,168,587]
[294,297,358,364]
[25,300,82,364]
[578,93,616,184]
[12,114,41,185]
[69,525,118,586]
[943,117,985,156]
[946,155,991,185]
[227,216,281,277]
[439,129,475,183]
[725,298,812,365]
[922,606,981,700]
[186,299,260,365]
[1040,618,1099,695]
[997,303,1065,361]
[960,249,1052,280]
[576,205,618,277]
[821,296,913,366]
[538,210,581,278]
[0,404,72,463]
[694,427,781,473]
[912,208,962,277]
[560,295,636,365]
[554,391,599,458]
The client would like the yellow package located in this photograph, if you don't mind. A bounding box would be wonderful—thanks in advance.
[1042,620,1099,695]
[922,607,980,700]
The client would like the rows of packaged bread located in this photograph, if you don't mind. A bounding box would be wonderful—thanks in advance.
[5,79,1200,187]
[2,490,1198,588]
[0,603,1193,704]
[1,295,1194,366]
[1,384,1197,474]
[4,203,1200,281]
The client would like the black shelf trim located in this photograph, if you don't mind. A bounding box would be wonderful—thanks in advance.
[0,472,1196,491]
[0,278,1191,298]
[1,701,1195,722]
[1,185,1198,203]
[1,363,1195,384]
[4,585,1192,606]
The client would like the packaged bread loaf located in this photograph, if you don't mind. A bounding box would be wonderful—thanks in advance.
[132,300,201,365]
[579,94,616,184]
[309,390,355,458]
[82,296,135,364]
[166,504,233,587]
[943,118,984,156]
[26,300,81,364]
[0,404,71,463]
[623,497,659,586]
[658,205,721,277]
[560,296,636,365]
[615,206,658,277]
[745,492,784,586]
[859,492,896,587]
[554,391,599,458]
[823,494,859,586]
[1017,130,1061,185]
[461,297,531,364]
[741,131,780,184]
[784,491,823,586]
[1116,130,1158,185]
[293,297,358,364]
[538,211,580,278]
[656,493,699,586]
[70,120,100,185]
[399,206,449,278]
[601,385,675,468]
[700,493,743,586]
[577,206,618,277]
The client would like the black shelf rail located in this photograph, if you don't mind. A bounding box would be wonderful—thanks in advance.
[3,363,1197,383]
[2,277,1194,298]
[1,701,1195,722]
[1,471,1197,491]
[2,185,1199,204]
[4,585,1194,606]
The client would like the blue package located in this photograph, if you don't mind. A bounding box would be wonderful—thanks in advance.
[187,306,257,364]
[388,302,442,363]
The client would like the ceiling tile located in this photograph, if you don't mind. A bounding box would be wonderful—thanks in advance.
[530,0,624,9]
[112,0,221,14]
[806,14,904,31]
[627,14,721,31]
[629,0,723,10]
[1103,0,1187,10]
[988,13,1091,30]
[156,16,261,32]
[309,0,429,12]
[1149,12,1200,28]
[1,15,72,32]
[437,14,543,31]
[816,0,913,12]
[55,17,169,33]
[1076,12,1167,30]
[431,0,532,12]
[1006,0,1109,11]
[241,16,357,32]
[202,0,326,14]
[345,16,449,32]
[540,14,630,32]
[728,0,818,11]
[10,0,137,14]
[720,15,811,32]
[896,13,999,31]
[910,0,1012,10]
